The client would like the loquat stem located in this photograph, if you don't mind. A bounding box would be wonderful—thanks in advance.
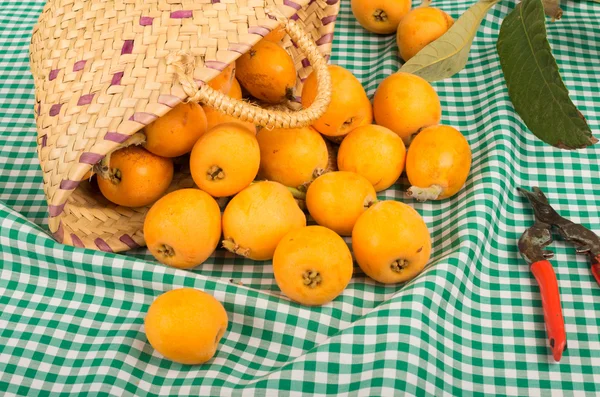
[222,238,251,258]
[287,186,307,200]
[407,185,443,202]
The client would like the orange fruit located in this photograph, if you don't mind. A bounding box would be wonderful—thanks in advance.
[406,125,471,201]
[222,181,306,261]
[351,0,412,34]
[373,72,441,145]
[229,78,243,99]
[190,123,260,197]
[96,145,173,207]
[273,226,353,306]
[256,126,328,188]
[202,77,257,134]
[301,65,372,142]
[203,106,257,134]
[352,201,431,284]
[264,26,286,42]
[337,125,406,192]
[236,40,296,104]
[81,170,93,180]
[144,102,208,158]
[143,189,222,269]
[144,288,228,365]
[208,62,236,94]
[306,171,377,236]
[396,7,455,61]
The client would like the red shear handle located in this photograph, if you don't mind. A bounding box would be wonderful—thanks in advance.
[530,260,566,362]
[590,255,600,287]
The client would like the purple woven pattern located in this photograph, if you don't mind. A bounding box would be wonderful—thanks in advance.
[48,203,65,217]
[139,16,153,26]
[111,72,124,86]
[104,132,130,143]
[129,112,158,125]
[94,238,113,252]
[77,94,94,106]
[52,222,64,243]
[59,180,79,190]
[171,10,193,18]
[79,152,104,165]
[119,234,140,249]
[70,234,84,248]
[284,0,302,11]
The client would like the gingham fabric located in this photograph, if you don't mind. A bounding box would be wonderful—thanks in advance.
[1,0,600,395]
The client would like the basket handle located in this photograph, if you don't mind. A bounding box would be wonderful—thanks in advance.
[168,10,332,129]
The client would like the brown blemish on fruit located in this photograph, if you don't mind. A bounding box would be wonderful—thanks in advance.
[207,165,225,180]
[391,259,409,273]
[373,9,388,22]
[303,270,322,288]
[157,243,175,258]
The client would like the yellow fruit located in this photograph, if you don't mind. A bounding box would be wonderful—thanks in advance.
[202,79,256,133]
[144,189,222,269]
[352,201,431,284]
[351,0,412,34]
[144,288,228,365]
[208,63,236,94]
[229,78,243,99]
[396,7,454,61]
[264,26,286,43]
[144,102,208,158]
[222,181,306,261]
[190,123,260,197]
[406,125,471,201]
[301,65,373,141]
[97,145,173,208]
[236,40,296,103]
[306,171,377,236]
[373,72,441,145]
[256,126,328,188]
[337,125,406,192]
[273,226,353,306]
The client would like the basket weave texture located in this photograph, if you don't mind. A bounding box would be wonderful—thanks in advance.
[29,0,340,253]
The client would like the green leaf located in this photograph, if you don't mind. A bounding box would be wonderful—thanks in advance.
[496,0,597,150]
[399,0,499,81]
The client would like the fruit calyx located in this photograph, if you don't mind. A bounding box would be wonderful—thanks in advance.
[222,238,251,258]
[157,244,175,258]
[363,197,378,209]
[302,270,322,288]
[373,9,388,22]
[390,259,409,273]
[407,184,443,202]
[207,165,225,181]
[285,87,295,101]
[93,132,146,181]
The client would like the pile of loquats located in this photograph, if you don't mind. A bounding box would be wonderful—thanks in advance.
[95,3,472,365]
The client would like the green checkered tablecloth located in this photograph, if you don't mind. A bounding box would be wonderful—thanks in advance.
[1,0,600,395]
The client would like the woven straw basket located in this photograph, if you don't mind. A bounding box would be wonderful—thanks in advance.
[29,0,339,253]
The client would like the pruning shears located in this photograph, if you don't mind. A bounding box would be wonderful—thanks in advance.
[517,187,600,362]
